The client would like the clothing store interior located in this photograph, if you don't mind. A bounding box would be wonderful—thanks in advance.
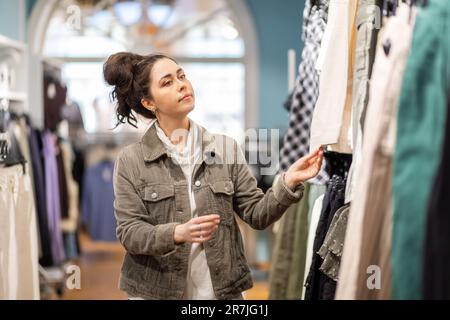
[1,0,449,300]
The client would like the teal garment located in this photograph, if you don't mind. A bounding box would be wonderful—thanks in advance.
[392,1,450,300]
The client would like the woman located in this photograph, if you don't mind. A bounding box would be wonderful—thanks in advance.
[104,52,324,300]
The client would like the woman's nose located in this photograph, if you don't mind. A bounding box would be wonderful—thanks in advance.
[177,81,186,92]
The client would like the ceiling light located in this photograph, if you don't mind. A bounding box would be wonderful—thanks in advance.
[113,1,142,26]
[147,4,172,27]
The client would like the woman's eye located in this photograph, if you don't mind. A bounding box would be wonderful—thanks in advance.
[179,74,186,80]
[164,80,172,86]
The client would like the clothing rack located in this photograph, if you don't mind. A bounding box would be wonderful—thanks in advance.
[384,0,428,16]
[0,98,9,159]
[0,33,28,161]
[273,0,448,301]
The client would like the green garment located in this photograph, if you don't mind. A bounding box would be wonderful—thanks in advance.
[269,183,310,299]
[286,183,311,299]
[392,0,450,300]
[269,182,326,299]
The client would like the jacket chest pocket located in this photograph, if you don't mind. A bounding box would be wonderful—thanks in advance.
[209,180,235,225]
[142,184,175,224]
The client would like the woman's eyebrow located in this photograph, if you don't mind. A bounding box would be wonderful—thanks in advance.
[159,68,183,83]
[159,74,172,82]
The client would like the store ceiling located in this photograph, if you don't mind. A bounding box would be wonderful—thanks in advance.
[52,0,231,51]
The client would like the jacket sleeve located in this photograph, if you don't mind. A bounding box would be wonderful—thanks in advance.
[232,140,304,230]
[113,151,179,256]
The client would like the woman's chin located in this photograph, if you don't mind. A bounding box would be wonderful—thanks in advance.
[174,104,194,118]
[183,103,195,114]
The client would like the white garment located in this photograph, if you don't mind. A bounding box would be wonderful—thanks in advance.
[301,194,325,300]
[0,166,18,300]
[154,119,216,300]
[0,165,40,300]
[310,0,357,152]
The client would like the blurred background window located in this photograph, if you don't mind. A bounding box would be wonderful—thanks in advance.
[43,0,246,142]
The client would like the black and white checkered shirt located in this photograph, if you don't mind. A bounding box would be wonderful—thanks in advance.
[279,0,330,185]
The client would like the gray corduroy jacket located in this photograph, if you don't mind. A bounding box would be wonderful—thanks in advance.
[113,123,304,299]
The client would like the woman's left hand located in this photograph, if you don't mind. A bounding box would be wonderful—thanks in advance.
[284,147,324,190]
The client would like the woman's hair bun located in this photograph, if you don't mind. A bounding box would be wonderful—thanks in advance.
[103,52,143,89]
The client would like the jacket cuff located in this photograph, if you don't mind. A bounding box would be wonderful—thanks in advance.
[155,222,180,256]
[273,173,305,207]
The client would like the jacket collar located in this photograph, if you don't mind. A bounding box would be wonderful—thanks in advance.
[141,120,219,163]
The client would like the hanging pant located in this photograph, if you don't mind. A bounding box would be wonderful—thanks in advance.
[269,183,311,299]
[0,165,40,300]
[345,0,383,203]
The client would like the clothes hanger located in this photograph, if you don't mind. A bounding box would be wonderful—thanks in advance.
[403,0,428,9]
[381,0,428,56]
[0,98,9,132]
[0,98,10,160]
[383,0,428,17]
[383,0,399,17]
[0,133,9,160]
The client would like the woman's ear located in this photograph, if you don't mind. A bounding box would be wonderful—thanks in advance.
[141,98,156,112]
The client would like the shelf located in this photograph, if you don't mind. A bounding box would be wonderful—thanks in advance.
[0,91,27,102]
[0,34,26,52]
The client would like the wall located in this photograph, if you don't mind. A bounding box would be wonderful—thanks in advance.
[0,0,25,41]
[245,0,305,131]
[243,0,306,264]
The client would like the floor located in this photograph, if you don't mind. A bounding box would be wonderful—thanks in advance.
[59,233,269,300]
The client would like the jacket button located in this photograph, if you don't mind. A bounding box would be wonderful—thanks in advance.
[195,180,201,187]
[151,192,158,199]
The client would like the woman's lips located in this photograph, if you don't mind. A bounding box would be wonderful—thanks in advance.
[179,94,192,102]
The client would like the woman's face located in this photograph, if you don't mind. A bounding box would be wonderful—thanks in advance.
[146,58,195,119]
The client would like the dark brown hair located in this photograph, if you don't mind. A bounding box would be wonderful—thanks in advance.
[103,52,177,128]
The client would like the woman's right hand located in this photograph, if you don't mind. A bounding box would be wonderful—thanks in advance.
[174,214,220,244]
